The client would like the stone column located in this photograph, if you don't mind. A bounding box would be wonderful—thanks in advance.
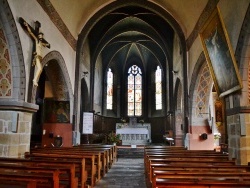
[227,114,250,165]
[0,111,33,158]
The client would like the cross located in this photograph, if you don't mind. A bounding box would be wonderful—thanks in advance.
[19,17,50,87]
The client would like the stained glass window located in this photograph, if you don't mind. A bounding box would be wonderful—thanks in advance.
[128,65,142,116]
[107,68,113,110]
[155,66,162,110]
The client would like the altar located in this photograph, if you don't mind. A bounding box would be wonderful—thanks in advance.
[116,123,151,145]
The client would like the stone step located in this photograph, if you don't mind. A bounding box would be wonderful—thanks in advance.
[117,147,144,158]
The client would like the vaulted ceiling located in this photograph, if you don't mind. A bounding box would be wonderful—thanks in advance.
[50,0,208,39]
[88,6,174,71]
[48,0,209,72]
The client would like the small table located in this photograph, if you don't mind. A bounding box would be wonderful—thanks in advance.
[163,136,174,146]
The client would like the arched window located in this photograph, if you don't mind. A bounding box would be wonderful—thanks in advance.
[155,66,162,110]
[127,65,142,116]
[107,68,113,110]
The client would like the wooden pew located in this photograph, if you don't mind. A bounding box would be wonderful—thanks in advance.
[144,148,231,177]
[146,158,236,183]
[149,165,250,184]
[25,153,89,188]
[30,147,103,181]
[144,148,224,165]
[144,146,250,188]
[152,172,250,188]
[0,166,60,188]
[77,144,117,167]
[0,157,79,188]
[34,144,113,175]
[144,146,186,150]
[0,174,51,188]
[31,147,104,180]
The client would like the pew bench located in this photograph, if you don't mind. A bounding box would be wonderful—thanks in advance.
[30,149,102,182]
[146,157,235,173]
[33,145,111,176]
[148,165,250,184]
[25,153,90,188]
[0,167,61,188]
[144,146,186,150]
[152,172,250,188]
[0,158,79,188]
[77,144,117,166]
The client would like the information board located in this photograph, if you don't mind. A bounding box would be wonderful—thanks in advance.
[82,112,93,134]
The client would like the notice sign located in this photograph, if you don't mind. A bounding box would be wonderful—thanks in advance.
[82,112,93,134]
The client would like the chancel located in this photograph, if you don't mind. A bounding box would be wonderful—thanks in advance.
[116,118,151,145]
[1,0,250,187]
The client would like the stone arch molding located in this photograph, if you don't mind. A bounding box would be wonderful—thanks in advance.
[235,4,250,106]
[32,51,74,121]
[189,52,213,125]
[0,0,26,102]
[76,0,187,116]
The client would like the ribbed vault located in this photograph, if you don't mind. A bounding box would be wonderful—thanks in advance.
[88,6,174,73]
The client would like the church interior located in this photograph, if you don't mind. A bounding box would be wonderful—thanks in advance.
[1,0,250,187]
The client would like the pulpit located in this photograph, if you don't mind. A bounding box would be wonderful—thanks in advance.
[116,123,151,145]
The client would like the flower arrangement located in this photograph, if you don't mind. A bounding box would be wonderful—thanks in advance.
[121,118,126,123]
[108,132,120,144]
[214,132,221,140]
[139,119,144,123]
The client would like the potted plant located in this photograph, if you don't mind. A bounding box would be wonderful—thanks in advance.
[214,132,221,140]
[214,132,221,147]
[108,132,121,145]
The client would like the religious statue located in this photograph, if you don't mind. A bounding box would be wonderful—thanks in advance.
[19,17,50,87]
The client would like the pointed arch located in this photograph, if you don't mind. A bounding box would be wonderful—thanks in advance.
[0,0,26,102]
[37,51,74,122]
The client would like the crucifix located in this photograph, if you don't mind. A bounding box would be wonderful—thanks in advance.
[19,17,50,87]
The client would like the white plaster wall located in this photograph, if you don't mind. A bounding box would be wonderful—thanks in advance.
[8,0,76,101]
[151,0,207,38]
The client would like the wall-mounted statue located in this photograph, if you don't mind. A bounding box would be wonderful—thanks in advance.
[19,17,50,87]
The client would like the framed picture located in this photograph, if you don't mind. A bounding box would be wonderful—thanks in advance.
[43,99,70,123]
[199,6,242,97]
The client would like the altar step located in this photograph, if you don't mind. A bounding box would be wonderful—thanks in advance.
[117,146,145,158]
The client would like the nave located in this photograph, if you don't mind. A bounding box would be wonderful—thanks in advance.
[94,158,146,188]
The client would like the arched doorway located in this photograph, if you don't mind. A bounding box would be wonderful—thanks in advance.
[31,51,73,148]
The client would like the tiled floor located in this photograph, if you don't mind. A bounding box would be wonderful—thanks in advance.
[94,158,147,188]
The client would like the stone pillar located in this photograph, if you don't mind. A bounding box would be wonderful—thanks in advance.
[227,114,250,165]
[0,111,32,158]
[239,114,250,165]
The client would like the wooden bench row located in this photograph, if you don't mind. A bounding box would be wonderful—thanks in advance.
[0,144,116,188]
[0,156,83,188]
[144,145,250,188]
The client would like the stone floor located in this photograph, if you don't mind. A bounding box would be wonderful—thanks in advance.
[94,158,147,188]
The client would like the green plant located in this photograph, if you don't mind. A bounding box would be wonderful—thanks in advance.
[214,132,221,140]
[108,132,120,143]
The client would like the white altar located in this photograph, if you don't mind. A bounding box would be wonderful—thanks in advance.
[116,123,151,145]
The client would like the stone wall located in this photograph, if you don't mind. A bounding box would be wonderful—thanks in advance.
[227,113,250,165]
[0,111,32,158]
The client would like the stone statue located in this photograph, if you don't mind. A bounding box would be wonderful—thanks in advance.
[19,17,50,87]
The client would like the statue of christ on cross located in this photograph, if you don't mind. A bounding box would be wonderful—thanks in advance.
[19,17,50,87]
